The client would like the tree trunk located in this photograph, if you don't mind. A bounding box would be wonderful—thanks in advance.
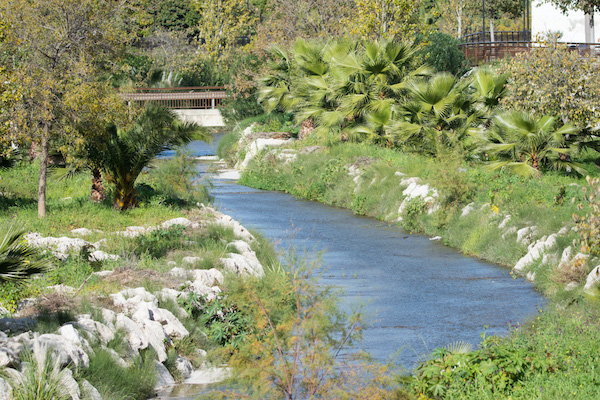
[113,180,137,211]
[90,167,106,202]
[37,129,49,218]
[299,118,315,140]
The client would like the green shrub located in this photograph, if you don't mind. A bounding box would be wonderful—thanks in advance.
[501,44,600,131]
[411,303,600,399]
[133,225,186,259]
[80,347,157,400]
[145,147,211,205]
[401,197,427,232]
[9,341,73,400]
[418,32,467,75]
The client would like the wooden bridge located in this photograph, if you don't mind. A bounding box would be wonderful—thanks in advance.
[459,31,600,65]
[122,86,227,109]
[121,86,228,126]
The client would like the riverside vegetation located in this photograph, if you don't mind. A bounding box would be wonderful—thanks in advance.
[0,146,409,399]
[216,37,600,399]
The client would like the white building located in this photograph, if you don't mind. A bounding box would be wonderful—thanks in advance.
[532,0,600,43]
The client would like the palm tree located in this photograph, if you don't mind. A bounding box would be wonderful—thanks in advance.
[0,225,52,283]
[469,67,508,125]
[479,111,585,177]
[90,104,209,210]
[393,73,474,155]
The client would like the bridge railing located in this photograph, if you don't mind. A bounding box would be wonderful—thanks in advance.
[122,86,227,109]
[458,37,600,65]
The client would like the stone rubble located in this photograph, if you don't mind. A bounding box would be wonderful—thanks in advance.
[1,211,262,398]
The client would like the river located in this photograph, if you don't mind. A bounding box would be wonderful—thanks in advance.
[161,137,545,398]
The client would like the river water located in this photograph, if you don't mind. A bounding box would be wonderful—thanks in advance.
[161,138,545,397]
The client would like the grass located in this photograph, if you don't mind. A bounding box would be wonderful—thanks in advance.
[410,301,600,399]
[228,116,600,398]
[237,138,596,295]
[78,347,157,400]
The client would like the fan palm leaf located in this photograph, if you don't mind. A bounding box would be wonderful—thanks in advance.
[481,111,584,176]
[0,225,52,283]
[94,105,208,210]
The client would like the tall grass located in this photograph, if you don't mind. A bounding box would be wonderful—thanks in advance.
[8,340,74,400]
[79,348,157,400]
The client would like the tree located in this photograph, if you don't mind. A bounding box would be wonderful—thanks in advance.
[259,39,431,144]
[61,82,135,202]
[253,0,353,49]
[417,32,467,75]
[192,0,257,59]
[393,73,474,155]
[348,0,427,41]
[0,225,52,284]
[544,0,600,13]
[501,45,600,131]
[88,105,208,210]
[433,0,480,37]
[222,256,403,400]
[477,111,585,177]
[1,0,128,218]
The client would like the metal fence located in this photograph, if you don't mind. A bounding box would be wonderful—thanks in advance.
[459,32,600,65]
[122,87,227,109]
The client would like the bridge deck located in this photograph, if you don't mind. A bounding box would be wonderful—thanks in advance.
[121,87,227,109]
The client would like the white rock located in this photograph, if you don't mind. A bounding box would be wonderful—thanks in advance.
[394,171,406,177]
[513,234,557,272]
[153,308,189,340]
[62,368,81,400]
[558,246,573,269]
[0,377,12,400]
[500,227,516,240]
[516,226,537,245]
[58,325,84,347]
[182,257,202,265]
[429,236,442,241]
[0,347,17,368]
[72,318,115,346]
[526,271,536,282]
[190,268,224,286]
[187,280,221,302]
[103,347,128,368]
[81,379,103,400]
[175,356,193,379]
[240,138,294,169]
[211,214,255,242]
[115,314,148,354]
[34,334,89,368]
[111,288,158,313]
[228,240,253,254]
[565,282,579,291]
[558,226,569,236]
[184,365,229,385]
[93,270,114,277]
[46,284,75,295]
[101,308,116,326]
[498,215,511,229]
[584,265,600,292]
[400,177,422,186]
[157,288,182,303]
[154,360,175,388]
[161,218,192,229]
[169,267,188,278]
[139,318,170,362]
[71,228,93,236]
[220,253,264,277]
[218,169,242,180]
[89,251,119,262]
